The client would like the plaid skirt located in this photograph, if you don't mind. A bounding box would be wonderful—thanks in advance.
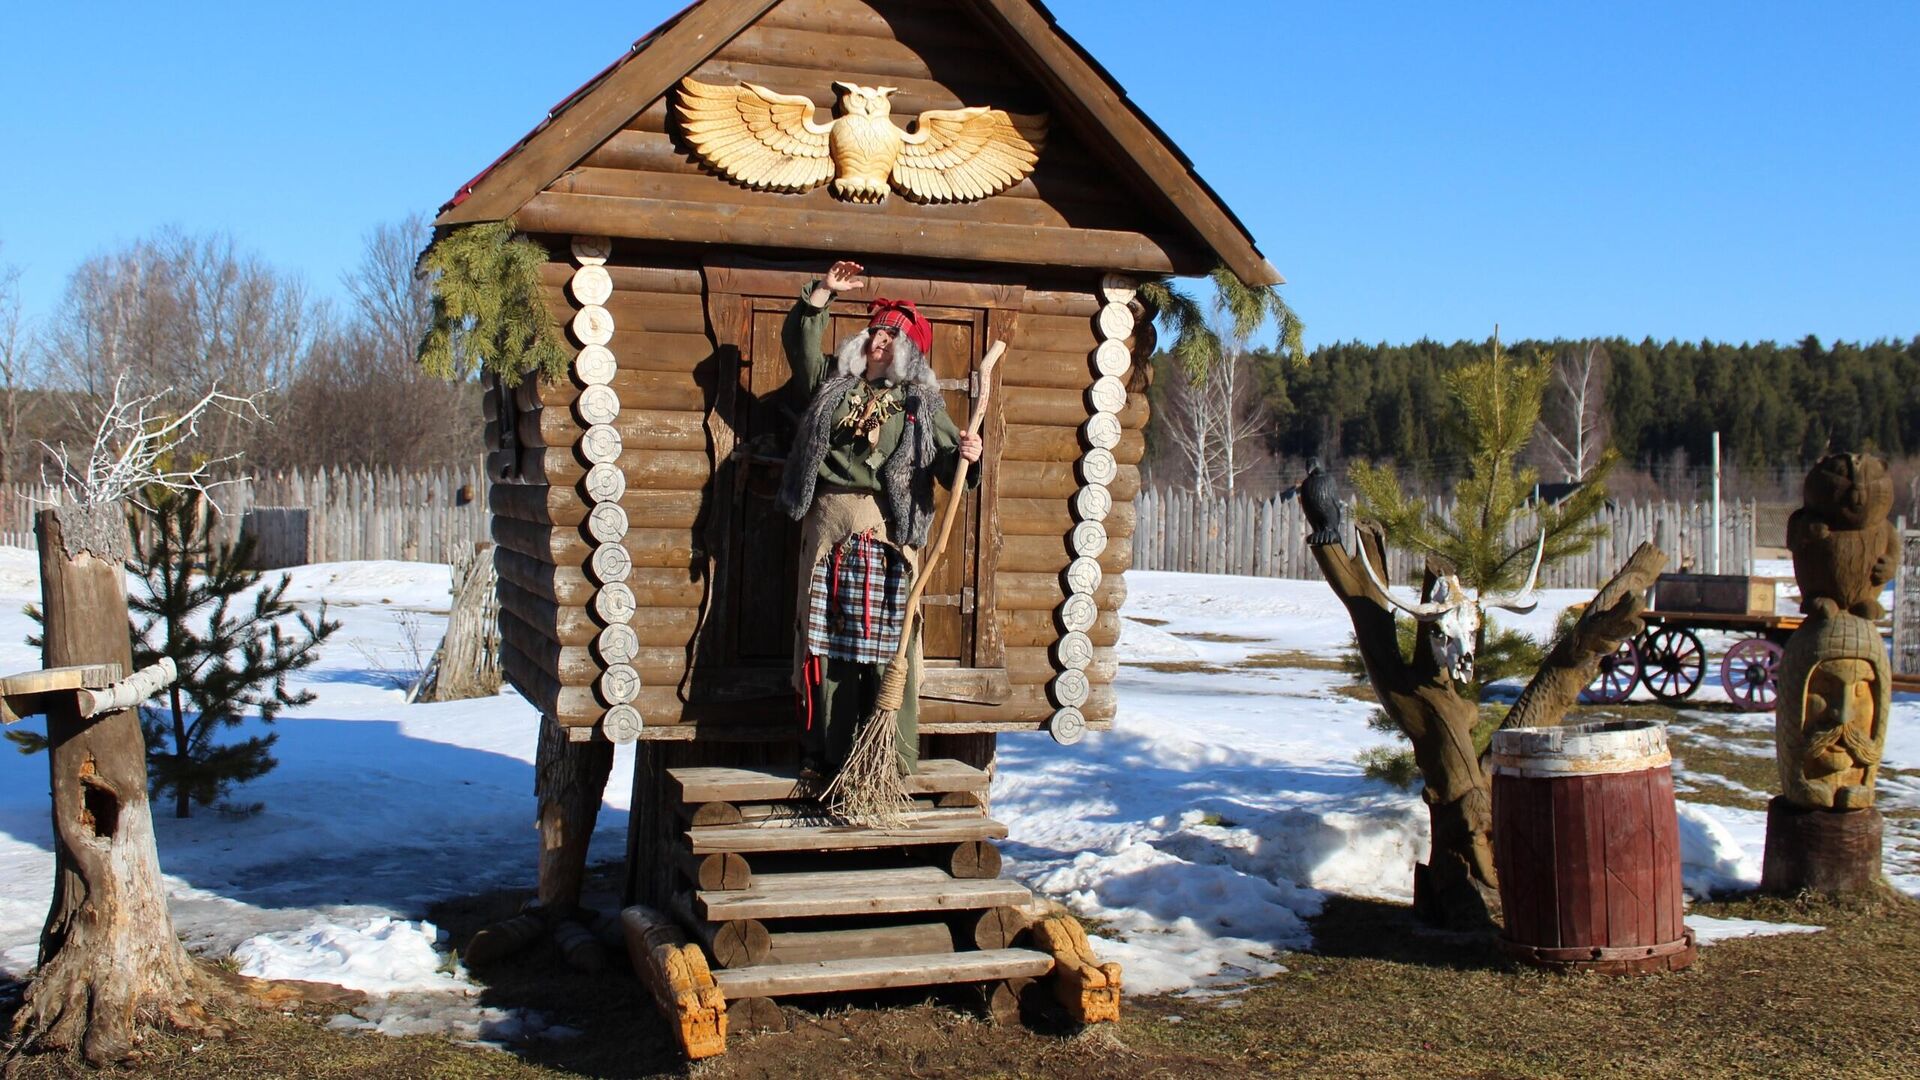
[803,529,909,664]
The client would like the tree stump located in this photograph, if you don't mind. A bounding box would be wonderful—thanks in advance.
[1760,796,1884,895]
[10,506,220,1063]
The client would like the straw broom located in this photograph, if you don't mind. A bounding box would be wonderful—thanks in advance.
[824,340,1005,826]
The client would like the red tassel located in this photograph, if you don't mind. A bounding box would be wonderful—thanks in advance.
[799,654,822,731]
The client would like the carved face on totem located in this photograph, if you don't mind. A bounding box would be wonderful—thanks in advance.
[1776,604,1889,810]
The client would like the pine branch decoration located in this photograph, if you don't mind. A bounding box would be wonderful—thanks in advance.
[1138,266,1304,380]
[416,221,569,387]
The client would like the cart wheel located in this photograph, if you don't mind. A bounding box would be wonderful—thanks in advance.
[1641,627,1706,703]
[1581,638,1641,704]
[1720,637,1785,712]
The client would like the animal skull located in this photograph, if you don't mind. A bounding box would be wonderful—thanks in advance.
[1356,535,1544,684]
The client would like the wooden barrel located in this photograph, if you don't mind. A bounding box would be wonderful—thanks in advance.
[1490,720,1696,974]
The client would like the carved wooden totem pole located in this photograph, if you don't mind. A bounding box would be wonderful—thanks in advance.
[1762,452,1894,894]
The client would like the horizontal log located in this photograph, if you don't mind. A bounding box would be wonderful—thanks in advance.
[998,460,1141,502]
[491,517,701,570]
[524,367,706,412]
[537,261,703,296]
[763,922,955,967]
[494,546,704,608]
[513,448,711,490]
[1005,646,1118,686]
[497,576,700,648]
[537,283,707,334]
[1000,425,1144,465]
[499,606,690,685]
[1000,533,1131,574]
[1003,609,1122,649]
[997,497,1135,540]
[999,351,1110,390]
[512,192,1198,279]
[1011,320,1102,357]
[993,572,1127,613]
[490,484,705,530]
[554,165,1088,232]
[516,407,709,452]
[1021,289,1105,318]
[1001,387,1148,430]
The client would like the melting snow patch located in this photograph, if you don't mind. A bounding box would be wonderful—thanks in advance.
[1676,802,1763,896]
[233,917,468,995]
[1688,915,1823,944]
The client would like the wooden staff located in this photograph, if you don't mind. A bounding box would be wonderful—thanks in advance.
[825,340,1005,825]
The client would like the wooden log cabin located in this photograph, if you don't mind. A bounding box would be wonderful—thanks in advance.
[435,0,1280,1047]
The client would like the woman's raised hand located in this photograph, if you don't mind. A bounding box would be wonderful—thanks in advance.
[824,260,866,293]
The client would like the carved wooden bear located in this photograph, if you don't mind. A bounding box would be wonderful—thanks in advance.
[1786,452,1896,619]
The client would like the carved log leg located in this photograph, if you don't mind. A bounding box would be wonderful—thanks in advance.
[1029,914,1121,1024]
[534,714,614,914]
[620,906,728,1060]
[1760,796,1884,895]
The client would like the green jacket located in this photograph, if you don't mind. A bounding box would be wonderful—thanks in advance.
[783,287,972,494]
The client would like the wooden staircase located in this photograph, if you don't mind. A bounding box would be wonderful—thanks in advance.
[625,758,1120,1059]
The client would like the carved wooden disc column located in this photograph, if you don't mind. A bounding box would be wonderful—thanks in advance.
[1045,273,1136,745]
[570,235,642,743]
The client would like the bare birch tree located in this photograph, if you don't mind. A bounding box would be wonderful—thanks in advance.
[1153,307,1273,495]
[1536,341,1610,482]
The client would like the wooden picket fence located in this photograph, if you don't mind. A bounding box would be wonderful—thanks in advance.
[2,466,490,566]
[1132,488,1756,588]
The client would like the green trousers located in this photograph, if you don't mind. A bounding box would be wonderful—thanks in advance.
[804,628,920,776]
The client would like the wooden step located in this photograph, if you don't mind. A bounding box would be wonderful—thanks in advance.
[709,948,1054,998]
[698,866,1033,921]
[687,811,1008,855]
[670,758,988,805]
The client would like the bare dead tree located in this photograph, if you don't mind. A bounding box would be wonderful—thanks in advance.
[8,383,332,1065]
[41,230,313,469]
[0,249,42,483]
[253,216,481,472]
[1536,341,1610,482]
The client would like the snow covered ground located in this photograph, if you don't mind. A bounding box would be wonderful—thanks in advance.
[1,548,1914,1030]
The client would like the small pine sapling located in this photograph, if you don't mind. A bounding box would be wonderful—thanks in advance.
[129,489,340,818]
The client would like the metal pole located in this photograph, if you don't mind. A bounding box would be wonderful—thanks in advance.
[1711,431,1722,574]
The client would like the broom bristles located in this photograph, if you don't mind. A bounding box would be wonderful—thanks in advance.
[822,662,916,827]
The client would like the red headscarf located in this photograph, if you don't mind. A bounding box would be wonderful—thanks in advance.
[867,297,933,354]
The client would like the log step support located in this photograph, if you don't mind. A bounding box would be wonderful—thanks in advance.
[1029,914,1122,1024]
[686,811,1008,855]
[620,905,728,1061]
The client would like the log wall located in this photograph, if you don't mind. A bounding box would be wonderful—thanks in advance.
[489,0,1160,744]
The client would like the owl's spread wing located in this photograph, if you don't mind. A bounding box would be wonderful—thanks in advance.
[676,77,835,192]
[891,107,1047,203]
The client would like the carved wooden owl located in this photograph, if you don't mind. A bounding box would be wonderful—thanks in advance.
[677,77,1046,204]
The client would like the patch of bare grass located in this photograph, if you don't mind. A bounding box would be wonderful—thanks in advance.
[1124,615,1169,626]
[1121,660,1232,676]
[1172,631,1264,644]
[1125,890,1920,1079]
[1240,650,1346,671]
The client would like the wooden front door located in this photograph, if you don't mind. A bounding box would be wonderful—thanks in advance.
[696,262,1008,707]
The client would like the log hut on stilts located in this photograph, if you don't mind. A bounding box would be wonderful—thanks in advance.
[434,0,1282,1056]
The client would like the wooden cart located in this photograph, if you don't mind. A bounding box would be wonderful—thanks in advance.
[1583,573,1800,712]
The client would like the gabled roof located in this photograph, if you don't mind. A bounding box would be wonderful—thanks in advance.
[436,0,1281,285]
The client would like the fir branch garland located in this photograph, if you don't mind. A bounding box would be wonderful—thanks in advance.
[1136,265,1304,379]
[416,221,569,387]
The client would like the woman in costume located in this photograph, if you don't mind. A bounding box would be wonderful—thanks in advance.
[779,260,982,783]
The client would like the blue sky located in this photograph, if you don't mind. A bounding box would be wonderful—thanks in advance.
[2,1,1914,349]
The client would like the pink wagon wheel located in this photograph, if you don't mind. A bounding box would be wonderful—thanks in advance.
[1581,637,1641,704]
[1720,636,1785,712]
